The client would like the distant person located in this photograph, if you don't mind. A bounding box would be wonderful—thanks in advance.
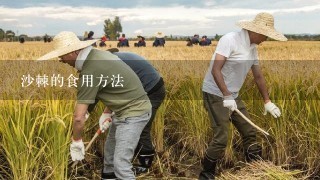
[84,31,94,40]
[134,35,146,47]
[191,34,200,45]
[99,36,107,47]
[19,36,25,44]
[153,32,165,47]
[44,34,48,43]
[186,38,193,46]
[199,35,211,46]
[117,34,129,47]
[206,36,212,45]
[84,31,97,47]
[43,34,52,43]
[200,12,287,179]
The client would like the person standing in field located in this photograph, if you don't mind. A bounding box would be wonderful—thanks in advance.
[37,31,152,180]
[200,12,287,179]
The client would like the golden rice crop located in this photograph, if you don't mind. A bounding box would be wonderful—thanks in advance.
[0,41,319,179]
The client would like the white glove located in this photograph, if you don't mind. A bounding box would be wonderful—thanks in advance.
[263,101,281,118]
[99,112,112,133]
[223,95,237,111]
[70,139,85,161]
[85,112,90,120]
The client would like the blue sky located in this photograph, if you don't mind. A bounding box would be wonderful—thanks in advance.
[0,0,319,37]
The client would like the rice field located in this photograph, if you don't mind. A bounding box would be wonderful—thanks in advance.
[0,40,320,179]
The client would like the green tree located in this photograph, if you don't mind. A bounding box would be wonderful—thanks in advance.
[104,19,112,36]
[104,19,116,40]
[214,34,221,41]
[5,30,15,41]
[6,30,15,36]
[0,28,4,41]
[113,16,122,38]
[103,17,123,40]
[108,21,116,40]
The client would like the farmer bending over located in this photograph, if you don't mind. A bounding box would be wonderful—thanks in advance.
[38,31,151,180]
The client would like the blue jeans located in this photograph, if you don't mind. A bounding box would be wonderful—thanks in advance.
[103,112,151,179]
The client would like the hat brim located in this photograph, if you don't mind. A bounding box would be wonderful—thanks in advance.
[37,39,98,61]
[156,35,165,38]
[236,21,287,41]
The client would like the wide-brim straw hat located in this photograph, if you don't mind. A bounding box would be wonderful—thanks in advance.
[236,12,287,41]
[37,31,98,61]
[155,32,165,38]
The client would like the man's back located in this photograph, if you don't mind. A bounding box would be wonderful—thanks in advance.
[77,49,151,118]
[114,52,161,93]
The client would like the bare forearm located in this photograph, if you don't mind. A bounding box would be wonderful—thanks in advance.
[213,71,231,96]
[72,103,89,140]
[211,54,230,96]
[254,76,270,103]
[72,116,85,140]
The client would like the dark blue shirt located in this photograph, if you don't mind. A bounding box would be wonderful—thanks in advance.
[114,52,161,92]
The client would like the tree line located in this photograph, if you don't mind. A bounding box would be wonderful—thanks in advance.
[1,17,320,42]
[0,29,16,41]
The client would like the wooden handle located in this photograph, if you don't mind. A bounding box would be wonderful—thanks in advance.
[234,109,270,136]
[71,129,102,168]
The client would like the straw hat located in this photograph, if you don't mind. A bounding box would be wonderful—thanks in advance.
[155,32,165,38]
[37,31,98,60]
[236,12,287,41]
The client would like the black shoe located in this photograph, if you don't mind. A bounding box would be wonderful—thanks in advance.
[138,154,154,168]
[101,172,117,180]
[245,146,262,162]
[199,171,215,180]
[132,165,149,175]
[198,155,217,180]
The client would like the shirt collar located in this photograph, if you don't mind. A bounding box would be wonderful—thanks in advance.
[75,46,93,71]
[240,29,256,50]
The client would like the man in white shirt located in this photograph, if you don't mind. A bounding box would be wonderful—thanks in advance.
[200,12,287,180]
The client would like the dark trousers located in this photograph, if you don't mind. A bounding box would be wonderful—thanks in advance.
[203,92,261,160]
[136,84,166,155]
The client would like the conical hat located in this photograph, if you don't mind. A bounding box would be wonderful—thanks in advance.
[37,31,98,60]
[155,32,165,38]
[236,12,287,41]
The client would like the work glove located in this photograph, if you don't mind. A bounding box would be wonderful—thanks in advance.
[223,95,237,111]
[85,112,90,120]
[263,101,281,118]
[70,139,85,161]
[99,112,113,133]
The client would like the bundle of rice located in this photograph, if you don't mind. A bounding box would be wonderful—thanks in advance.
[218,161,305,180]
